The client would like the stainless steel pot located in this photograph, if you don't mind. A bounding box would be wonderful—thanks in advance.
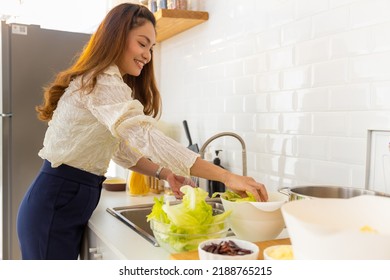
[278,185,390,201]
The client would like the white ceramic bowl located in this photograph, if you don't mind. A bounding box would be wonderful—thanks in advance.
[221,192,287,242]
[198,238,259,260]
[250,192,289,212]
[221,192,288,220]
[281,195,390,259]
[263,245,294,260]
[227,216,285,242]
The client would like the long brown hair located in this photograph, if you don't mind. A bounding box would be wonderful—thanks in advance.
[36,3,161,121]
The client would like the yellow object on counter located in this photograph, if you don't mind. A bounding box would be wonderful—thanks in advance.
[128,171,150,196]
[360,225,378,233]
[104,178,126,184]
[264,245,294,260]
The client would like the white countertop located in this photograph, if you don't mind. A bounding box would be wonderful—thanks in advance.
[88,188,289,260]
[88,189,171,259]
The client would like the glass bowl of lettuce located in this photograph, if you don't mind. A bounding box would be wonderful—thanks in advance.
[147,186,231,253]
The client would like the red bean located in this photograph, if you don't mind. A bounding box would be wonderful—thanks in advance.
[202,240,253,255]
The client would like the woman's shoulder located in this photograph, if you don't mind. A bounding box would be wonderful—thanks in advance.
[90,65,132,102]
[102,64,122,78]
[96,64,126,87]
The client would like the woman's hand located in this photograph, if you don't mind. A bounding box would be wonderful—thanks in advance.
[165,173,196,199]
[189,157,268,202]
[223,172,268,202]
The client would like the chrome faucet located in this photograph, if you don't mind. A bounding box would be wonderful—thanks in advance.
[199,132,247,176]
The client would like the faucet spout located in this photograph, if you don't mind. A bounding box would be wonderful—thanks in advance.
[199,132,247,176]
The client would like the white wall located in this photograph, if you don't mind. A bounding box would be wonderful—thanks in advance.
[156,0,390,192]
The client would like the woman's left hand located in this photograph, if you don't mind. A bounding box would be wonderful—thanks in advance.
[223,172,268,202]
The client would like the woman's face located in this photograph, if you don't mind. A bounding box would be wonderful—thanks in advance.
[117,21,156,77]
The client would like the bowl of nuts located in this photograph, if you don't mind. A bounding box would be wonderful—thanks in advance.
[198,238,259,260]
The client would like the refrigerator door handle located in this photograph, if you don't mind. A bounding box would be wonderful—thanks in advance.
[1,113,13,117]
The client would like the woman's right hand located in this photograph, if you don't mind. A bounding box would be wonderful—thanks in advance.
[163,170,196,199]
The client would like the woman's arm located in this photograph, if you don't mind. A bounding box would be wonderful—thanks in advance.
[129,157,165,178]
[130,157,268,201]
[129,157,196,198]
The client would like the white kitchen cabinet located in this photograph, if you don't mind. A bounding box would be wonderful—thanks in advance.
[80,226,125,260]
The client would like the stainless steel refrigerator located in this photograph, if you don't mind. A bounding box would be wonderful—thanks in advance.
[1,21,90,259]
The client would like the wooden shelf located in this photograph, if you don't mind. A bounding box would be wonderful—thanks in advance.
[154,9,209,42]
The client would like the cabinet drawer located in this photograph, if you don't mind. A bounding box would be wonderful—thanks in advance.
[81,227,122,260]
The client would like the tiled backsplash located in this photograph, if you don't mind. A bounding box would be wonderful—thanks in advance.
[152,0,390,192]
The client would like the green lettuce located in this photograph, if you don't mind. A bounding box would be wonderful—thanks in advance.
[147,186,231,252]
[212,189,257,202]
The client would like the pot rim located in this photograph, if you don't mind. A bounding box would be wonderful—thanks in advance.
[278,185,390,198]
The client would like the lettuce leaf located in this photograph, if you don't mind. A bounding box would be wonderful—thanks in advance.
[147,186,231,252]
[212,189,257,202]
[145,196,170,223]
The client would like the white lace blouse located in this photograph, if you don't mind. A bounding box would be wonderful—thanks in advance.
[38,64,199,176]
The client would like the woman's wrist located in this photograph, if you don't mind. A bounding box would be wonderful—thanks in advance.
[220,170,231,185]
[155,166,164,180]
[157,167,172,181]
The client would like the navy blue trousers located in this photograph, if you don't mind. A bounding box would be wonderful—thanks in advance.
[17,160,105,260]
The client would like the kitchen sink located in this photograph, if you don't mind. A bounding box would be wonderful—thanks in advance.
[106,198,228,247]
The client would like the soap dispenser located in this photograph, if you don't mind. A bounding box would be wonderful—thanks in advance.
[213,150,223,167]
[208,150,226,194]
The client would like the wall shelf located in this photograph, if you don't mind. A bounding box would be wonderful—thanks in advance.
[154,9,209,42]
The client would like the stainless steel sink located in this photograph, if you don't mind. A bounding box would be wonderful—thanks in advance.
[106,198,227,247]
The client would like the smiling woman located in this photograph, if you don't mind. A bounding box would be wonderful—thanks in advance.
[14,1,268,260]
[15,3,184,260]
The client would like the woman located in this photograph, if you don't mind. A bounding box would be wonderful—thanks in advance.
[17,3,268,260]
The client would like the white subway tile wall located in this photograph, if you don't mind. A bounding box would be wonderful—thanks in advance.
[156,0,390,192]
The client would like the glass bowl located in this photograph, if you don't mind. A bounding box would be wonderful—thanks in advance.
[150,209,229,253]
